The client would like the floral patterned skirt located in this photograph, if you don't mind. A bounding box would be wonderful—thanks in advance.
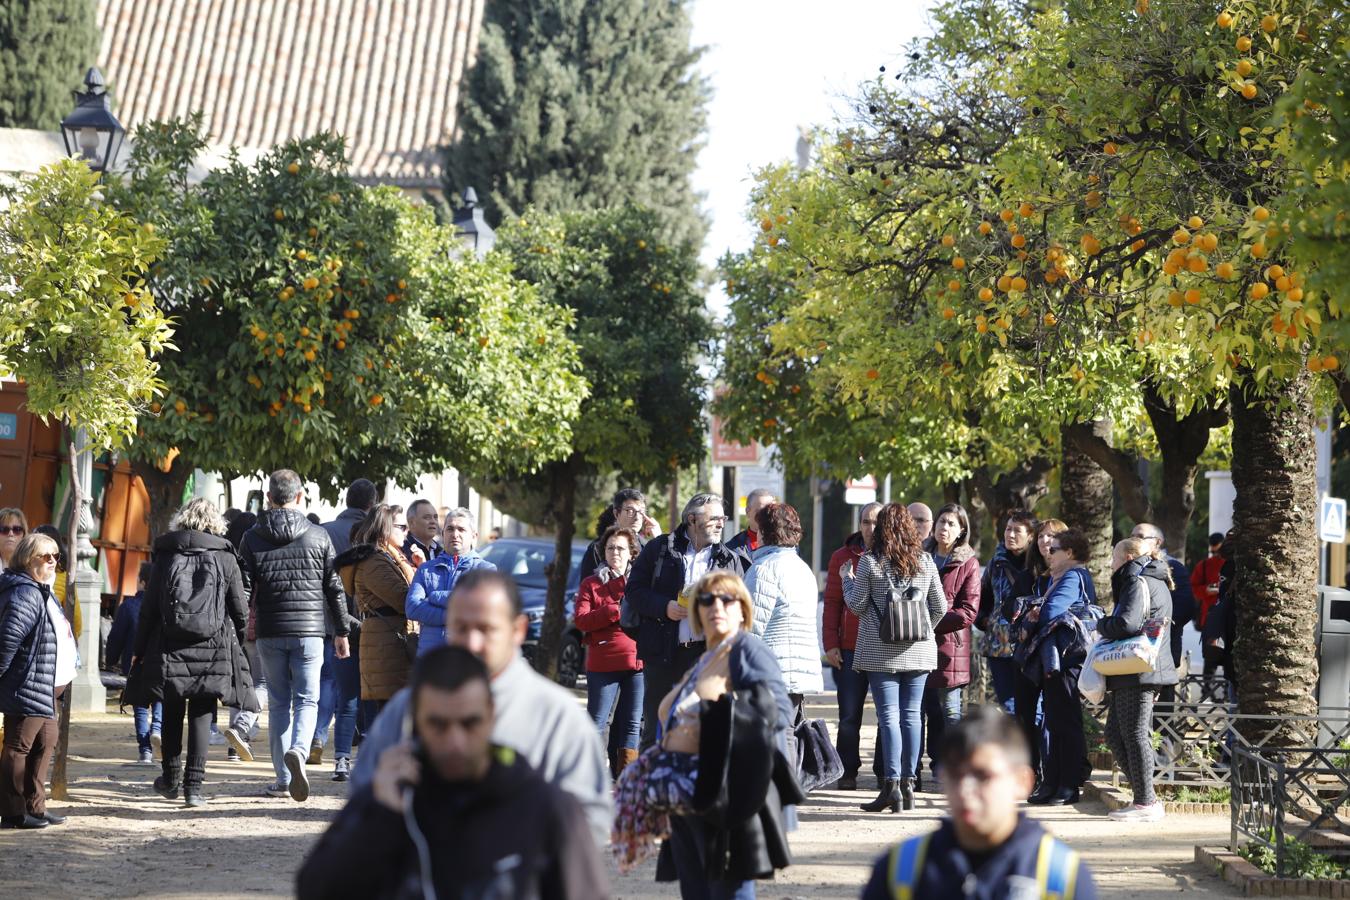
[611,745,698,871]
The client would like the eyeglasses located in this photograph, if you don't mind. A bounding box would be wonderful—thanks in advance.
[702,516,728,525]
[696,592,736,608]
[1048,545,1065,554]
[35,553,58,564]
[392,523,409,531]
[619,506,647,516]
[0,526,24,536]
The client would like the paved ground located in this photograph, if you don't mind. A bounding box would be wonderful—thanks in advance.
[0,699,1239,898]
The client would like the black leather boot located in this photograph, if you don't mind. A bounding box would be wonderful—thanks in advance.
[183,755,207,808]
[860,779,901,813]
[900,778,916,811]
[154,756,182,800]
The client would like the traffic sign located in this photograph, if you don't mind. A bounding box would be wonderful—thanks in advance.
[1321,496,1347,544]
[845,475,877,506]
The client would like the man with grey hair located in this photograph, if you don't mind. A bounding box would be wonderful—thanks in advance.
[627,491,751,749]
[405,506,496,656]
[238,469,349,802]
[907,502,934,542]
[726,488,777,555]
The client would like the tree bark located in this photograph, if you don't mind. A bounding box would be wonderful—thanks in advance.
[537,454,580,681]
[961,477,987,557]
[132,455,193,540]
[1229,373,1319,730]
[1059,420,1114,594]
[969,456,1054,538]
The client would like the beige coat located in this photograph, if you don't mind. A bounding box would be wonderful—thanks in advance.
[339,546,415,701]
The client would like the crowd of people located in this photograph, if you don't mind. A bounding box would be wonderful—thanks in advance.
[0,474,1240,896]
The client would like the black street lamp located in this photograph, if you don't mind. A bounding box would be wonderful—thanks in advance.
[60,68,126,173]
[452,186,495,257]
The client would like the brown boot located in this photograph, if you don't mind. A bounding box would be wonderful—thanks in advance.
[615,748,639,779]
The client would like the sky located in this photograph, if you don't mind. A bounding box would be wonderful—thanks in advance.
[689,1,933,319]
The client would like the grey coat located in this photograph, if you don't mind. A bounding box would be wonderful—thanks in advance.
[844,551,947,674]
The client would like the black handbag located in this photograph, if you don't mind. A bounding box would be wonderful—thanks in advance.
[873,570,929,643]
[793,708,845,793]
[119,659,154,710]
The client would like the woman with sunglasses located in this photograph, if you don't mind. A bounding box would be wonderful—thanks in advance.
[613,571,798,898]
[334,505,416,745]
[0,509,27,570]
[0,532,65,828]
[845,503,948,813]
[1010,518,1065,795]
[1017,527,1096,806]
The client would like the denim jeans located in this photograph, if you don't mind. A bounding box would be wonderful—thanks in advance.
[134,702,162,754]
[833,649,870,777]
[257,635,324,785]
[313,638,360,758]
[669,814,757,899]
[586,669,644,753]
[867,670,928,780]
[921,684,963,775]
[986,656,1019,714]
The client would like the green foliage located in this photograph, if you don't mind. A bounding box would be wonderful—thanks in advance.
[103,117,584,499]
[0,0,99,129]
[1162,784,1230,805]
[1240,831,1347,880]
[445,0,710,245]
[0,159,172,448]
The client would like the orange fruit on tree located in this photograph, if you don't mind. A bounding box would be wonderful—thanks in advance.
[1000,209,1015,222]
[760,218,773,232]
[1275,275,1291,292]
[1188,215,1204,230]
[1199,233,1219,252]
[1103,141,1118,155]
[1188,255,1208,273]
[370,395,384,406]
[978,221,993,235]
[1018,202,1034,218]
[1309,357,1326,372]
[273,208,285,220]
[1011,234,1027,249]
[941,234,956,248]
[1251,243,1267,259]
[942,307,956,320]
[979,287,994,302]
[953,257,966,270]
[1265,264,1285,280]
[865,369,879,380]
[1085,190,1102,208]
[975,315,989,333]
[1253,205,1270,221]
[1173,228,1191,245]
[1261,14,1277,32]
[1325,356,1341,371]
[1216,261,1235,279]
[287,161,300,175]
[1236,59,1254,77]
[1287,287,1304,303]
[1241,82,1258,100]
[948,279,962,292]
[997,275,1013,293]
[1185,288,1203,304]
[1043,312,1057,326]
[1250,282,1270,299]
[1236,35,1252,52]
[1130,239,1145,253]
[1011,276,1028,292]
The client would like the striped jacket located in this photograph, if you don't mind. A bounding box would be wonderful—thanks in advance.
[844,551,947,674]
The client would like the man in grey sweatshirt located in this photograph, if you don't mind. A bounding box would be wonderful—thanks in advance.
[351,569,612,845]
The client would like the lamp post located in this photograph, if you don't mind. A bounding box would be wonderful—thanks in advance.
[452,186,495,258]
[60,68,126,173]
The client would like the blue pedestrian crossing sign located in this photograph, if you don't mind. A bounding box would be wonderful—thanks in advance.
[1322,496,1347,544]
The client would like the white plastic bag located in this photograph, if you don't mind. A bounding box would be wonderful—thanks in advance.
[1078,640,1106,704]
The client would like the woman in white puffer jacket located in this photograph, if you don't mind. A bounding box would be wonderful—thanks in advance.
[744,502,824,706]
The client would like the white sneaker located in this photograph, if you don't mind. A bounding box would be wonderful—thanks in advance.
[263,782,289,798]
[150,732,162,761]
[1109,801,1165,822]
[137,749,154,766]
[208,729,227,746]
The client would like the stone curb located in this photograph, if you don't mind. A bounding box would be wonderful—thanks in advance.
[1084,780,1229,816]
[1195,846,1350,896]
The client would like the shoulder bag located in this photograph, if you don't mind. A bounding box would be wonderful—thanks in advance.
[871,563,930,644]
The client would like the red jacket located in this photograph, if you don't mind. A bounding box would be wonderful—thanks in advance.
[1190,555,1224,627]
[822,534,866,652]
[930,544,981,689]
[574,571,641,673]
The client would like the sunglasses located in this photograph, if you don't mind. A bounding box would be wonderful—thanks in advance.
[393,523,409,531]
[0,526,25,536]
[35,553,58,564]
[696,592,736,608]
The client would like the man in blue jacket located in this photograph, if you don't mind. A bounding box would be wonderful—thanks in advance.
[862,706,1097,900]
[105,562,161,764]
[406,507,496,655]
[627,492,750,749]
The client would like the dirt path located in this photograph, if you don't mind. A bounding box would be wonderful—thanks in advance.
[0,705,1239,898]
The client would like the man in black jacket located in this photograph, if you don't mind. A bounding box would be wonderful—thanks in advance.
[297,646,608,900]
[576,488,662,583]
[628,492,750,749]
[239,469,349,802]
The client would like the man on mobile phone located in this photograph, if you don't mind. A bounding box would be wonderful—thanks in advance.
[298,646,609,899]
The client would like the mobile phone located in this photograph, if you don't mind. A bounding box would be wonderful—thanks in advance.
[401,706,428,774]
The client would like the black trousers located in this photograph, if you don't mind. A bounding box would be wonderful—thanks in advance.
[1013,671,1043,779]
[639,642,705,750]
[161,693,216,763]
[1041,665,1088,793]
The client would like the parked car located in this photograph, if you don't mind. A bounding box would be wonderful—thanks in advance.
[477,537,589,688]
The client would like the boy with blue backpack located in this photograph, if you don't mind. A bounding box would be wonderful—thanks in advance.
[861,705,1097,900]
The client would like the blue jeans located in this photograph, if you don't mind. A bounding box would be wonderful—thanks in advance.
[586,669,644,753]
[134,703,162,754]
[257,635,324,785]
[921,684,963,775]
[987,656,1019,714]
[313,638,360,758]
[669,814,757,899]
[833,649,870,777]
[868,671,928,780]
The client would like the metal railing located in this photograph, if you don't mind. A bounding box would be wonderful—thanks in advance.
[1230,744,1350,877]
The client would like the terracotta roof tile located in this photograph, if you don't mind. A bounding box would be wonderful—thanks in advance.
[96,0,483,188]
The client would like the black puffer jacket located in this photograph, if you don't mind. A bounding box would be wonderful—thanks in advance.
[241,509,348,640]
[1099,556,1178,690]
[135,530,254,705]
[0,571,57,718]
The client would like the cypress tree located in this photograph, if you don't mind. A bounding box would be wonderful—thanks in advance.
[446,0,710,244]
[0,0,100,130]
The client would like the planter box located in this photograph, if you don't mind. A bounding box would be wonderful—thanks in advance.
[1195,846,1350,896]
[1084,780,1230,816]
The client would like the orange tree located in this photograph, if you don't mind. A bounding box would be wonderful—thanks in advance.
[105,118,584,534]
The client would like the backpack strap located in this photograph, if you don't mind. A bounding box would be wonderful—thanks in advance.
[1034,833,1080,900]
[886,832,932,900]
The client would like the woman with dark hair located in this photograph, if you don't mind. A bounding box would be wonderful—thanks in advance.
[334,504,416,773]
[1018,527,1097,806]
[919,503,981,785]
[844,503,947,813]
[575,525,643,778]
[136,498,253,808]
[0,508,27,570]
[1011,518,1065,792]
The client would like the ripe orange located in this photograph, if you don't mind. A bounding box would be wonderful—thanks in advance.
[997,275,1013,293]
[948,279,962,292]
[1253,205,1270,221]
[287,161,300,175]
[1217,12,1233,28]
[760,218,773,232]
[1325,356,1341,371]
[1287,287,1304,303]
[1265,264,1285,280]
[1309,357,1326,372]
[1236,59,1254,77]
[274,208,285,221]
[1019,203,1034,218]
[1249,283,1270,299]
[865,369,879,380]
[979,221,993,235]
[942,307,956,320]
[1241,82,1258,100]
[979,287,994,302]
[1043,312,1058,326]
[1000,209,1015,222]
[1216,262,1235,279]
[953,257,966,270]
[941,235,956,248]
[1184,288,1203,304]
[336,340,346,350]
[1261,14,1277,32]
[975,316,989,334]
[1103,141,1118,155]
[1011,276,1028,292]
[1236,35,1252,52]
[1085,190,1102,208]
[767,235,779,247]
[1173,228,1191,245]
[1011,234,1027,249]
[1275,275,1291,291]
[1199,233,1219,252]
[1188,256,1208,273]
[1188,215,1204,230]
[303,277,319,291]
[370,395,384,406]
[1251,243,1267,259]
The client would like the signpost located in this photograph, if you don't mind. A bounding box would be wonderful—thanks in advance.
[844,475,878,506]
[1321,496,1346,544]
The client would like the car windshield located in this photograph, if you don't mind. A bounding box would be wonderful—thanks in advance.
[478,541,588,589]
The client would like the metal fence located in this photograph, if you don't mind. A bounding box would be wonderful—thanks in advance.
[1230,744,1350,876]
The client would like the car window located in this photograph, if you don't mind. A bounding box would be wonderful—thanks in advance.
[479,542,552,587]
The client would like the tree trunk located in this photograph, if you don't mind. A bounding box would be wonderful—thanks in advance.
[961,477,986,557]
[1229,373,1319,729]
[969,456,1054,538]
[537,455,580,681]
[132,455,193,539]
[1059,420,1114,594]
